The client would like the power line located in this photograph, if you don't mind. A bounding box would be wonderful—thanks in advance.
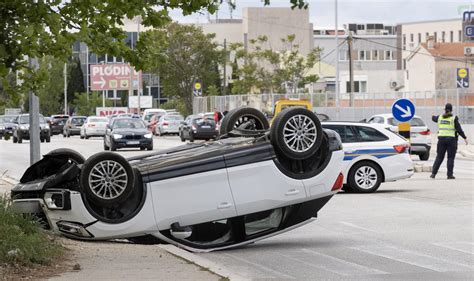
[353,36,474,65]
[319,38,348,63]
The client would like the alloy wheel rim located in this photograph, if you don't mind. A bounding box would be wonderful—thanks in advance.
[88,160,128,200]
[354,166,378,189]
[283,114,317,153]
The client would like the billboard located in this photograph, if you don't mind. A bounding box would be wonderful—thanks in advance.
[90,64,142,91]
[96,107,128,117]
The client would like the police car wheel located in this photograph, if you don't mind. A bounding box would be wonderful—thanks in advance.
[348,161,382,193]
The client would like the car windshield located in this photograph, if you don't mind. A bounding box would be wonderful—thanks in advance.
[113,119,145,129]
[194,118,215,125]
[89,118,108,123]
[3,116,16,123]
[71,118,86,125]
[145,112,164,121]
[388,117,426,127]
[19,115,46,124]
[165,115,184,121]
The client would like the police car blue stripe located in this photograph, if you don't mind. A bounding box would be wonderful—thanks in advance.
[343,148,398,161]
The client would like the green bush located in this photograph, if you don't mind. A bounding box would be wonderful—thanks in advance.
[0,195,63,266]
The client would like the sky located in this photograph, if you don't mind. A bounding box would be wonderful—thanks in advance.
[169,0,473,27]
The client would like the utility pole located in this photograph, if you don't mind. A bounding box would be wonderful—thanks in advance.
[335,0,340,119]
[64,62,68,115]
[348,31,355,107]
[86,45,89,101]
[223,38,227,96]
[28,57,40,164]
[137,17,141,114]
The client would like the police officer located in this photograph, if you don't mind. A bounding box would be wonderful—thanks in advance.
[430,103,468,179]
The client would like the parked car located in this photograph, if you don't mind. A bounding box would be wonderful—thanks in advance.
[156,114,184,136]
[10,107,344,252]
[0,115,18,140]
[142,109,167,126]
[179,115,217,142]
[80,116,109,139]
[322,121,413,193]
[367,114,432,160]
[104,117,153,151]
[12,114,51,143]
[49,115,70,135]
[63,116,87,137]
[147,113,165,134]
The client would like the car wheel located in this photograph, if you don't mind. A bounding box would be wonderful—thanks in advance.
[147,145,153,151]
[80,135,84,139]
[40,137,45,143]
[140,147,145,151]
[270,107,323,160]
[179,131,185,142]
[85,135,90,139]
[189,133,194,143]
[63,132,66,138]
[110,141,117,151]
[66,132,70,138]
[17,135,22,143]
[103,141,110,151]
[46,148,86,164]
[348,161,382,193]
[80,152,135,206]
[419,152,430,161]
[13,135,18,143]
[45,134,51,143]
[219,107,269,135]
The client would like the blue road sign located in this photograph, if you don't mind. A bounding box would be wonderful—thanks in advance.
[392,99,415,122]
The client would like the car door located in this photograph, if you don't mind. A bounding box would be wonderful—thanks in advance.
[226,154,306,216]
[150,156,237,230]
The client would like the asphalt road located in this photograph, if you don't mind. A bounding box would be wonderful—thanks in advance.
[1,135,473,280]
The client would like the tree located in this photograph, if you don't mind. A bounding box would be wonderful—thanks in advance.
[67,57,85,106]
[71,92,112,116]
[34,56,65,116]
[138,23,222,115]
[230,34,321,94]
[1,1,307,99]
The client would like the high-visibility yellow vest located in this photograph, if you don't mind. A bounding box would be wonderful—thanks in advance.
[437,115,456,137]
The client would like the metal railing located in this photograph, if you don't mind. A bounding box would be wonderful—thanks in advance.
[193,89,474,129]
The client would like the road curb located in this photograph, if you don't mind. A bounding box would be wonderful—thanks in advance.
[158,244,250,281]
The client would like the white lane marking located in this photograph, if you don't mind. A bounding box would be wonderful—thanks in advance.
[353,245,472,272]
[432,242,474,255]
[301,248,388,275]
[275,252,348,276]
[339,221,379,233]
[222,253,296,280]
[391,196,417,202]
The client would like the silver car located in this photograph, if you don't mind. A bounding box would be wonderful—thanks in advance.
[80,116,109,139]
[155,114,184,136]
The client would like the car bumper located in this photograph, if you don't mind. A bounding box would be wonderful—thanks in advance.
[192,131,218,139]
[50,126,63,134]
[68,128,81,135]
[85,128,106,136]
[18,129,50,138]
[113,138,153,148]
[382,153,414,182]
[410,143,431,154]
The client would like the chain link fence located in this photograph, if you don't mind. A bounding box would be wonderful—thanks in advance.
[194,89,474,131]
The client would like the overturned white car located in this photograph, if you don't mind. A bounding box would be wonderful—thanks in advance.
[11,107,344,252]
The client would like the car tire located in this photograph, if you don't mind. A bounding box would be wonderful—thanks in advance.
[189,133,194,143]
[46,148,86,164]
[104,141,110,151]
[80,152,135,206]
[45,134,51,143]
[179,131,185,142]
[18,134,22,143]
[85,134,90,139]
[147,145,153,151]
[140,147,145,151]
[13,135,18,143]
[419,152,429,161]
[40,137,45,143]
[110,141,117,151]
[219,107,269,135]
[270,107,323,160]
[67,132,70,138]
[348,161,383,193]
[80,135,84,139]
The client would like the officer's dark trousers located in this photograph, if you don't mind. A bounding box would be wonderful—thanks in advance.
[432,137,457,177]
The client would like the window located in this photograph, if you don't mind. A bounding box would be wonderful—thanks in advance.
[378,50,384,61]
[450,31,454,42]
[346,81,366,93]
[107,54,114,63]
[459,30,462,42]
[388,117,425,127]
[359,50,365,60]
[441,31,445,43]
[418,33,421,43]
[360,81,367,92]
[434,32,437,42]
[339,49,347,61]
[403,59,406,70]
[322,125,357,143]
[354,126,389,142]
[403,34,406,49]
[425,32,429,42]
[410,33,414,42]
[365,50,371,60]
[385,50,393,60]
[372,50,379,60]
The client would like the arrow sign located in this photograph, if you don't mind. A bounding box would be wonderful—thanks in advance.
[392,98,415,122]
[92,76,106,89]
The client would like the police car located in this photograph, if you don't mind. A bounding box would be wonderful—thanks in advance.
[321,122,414,193]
